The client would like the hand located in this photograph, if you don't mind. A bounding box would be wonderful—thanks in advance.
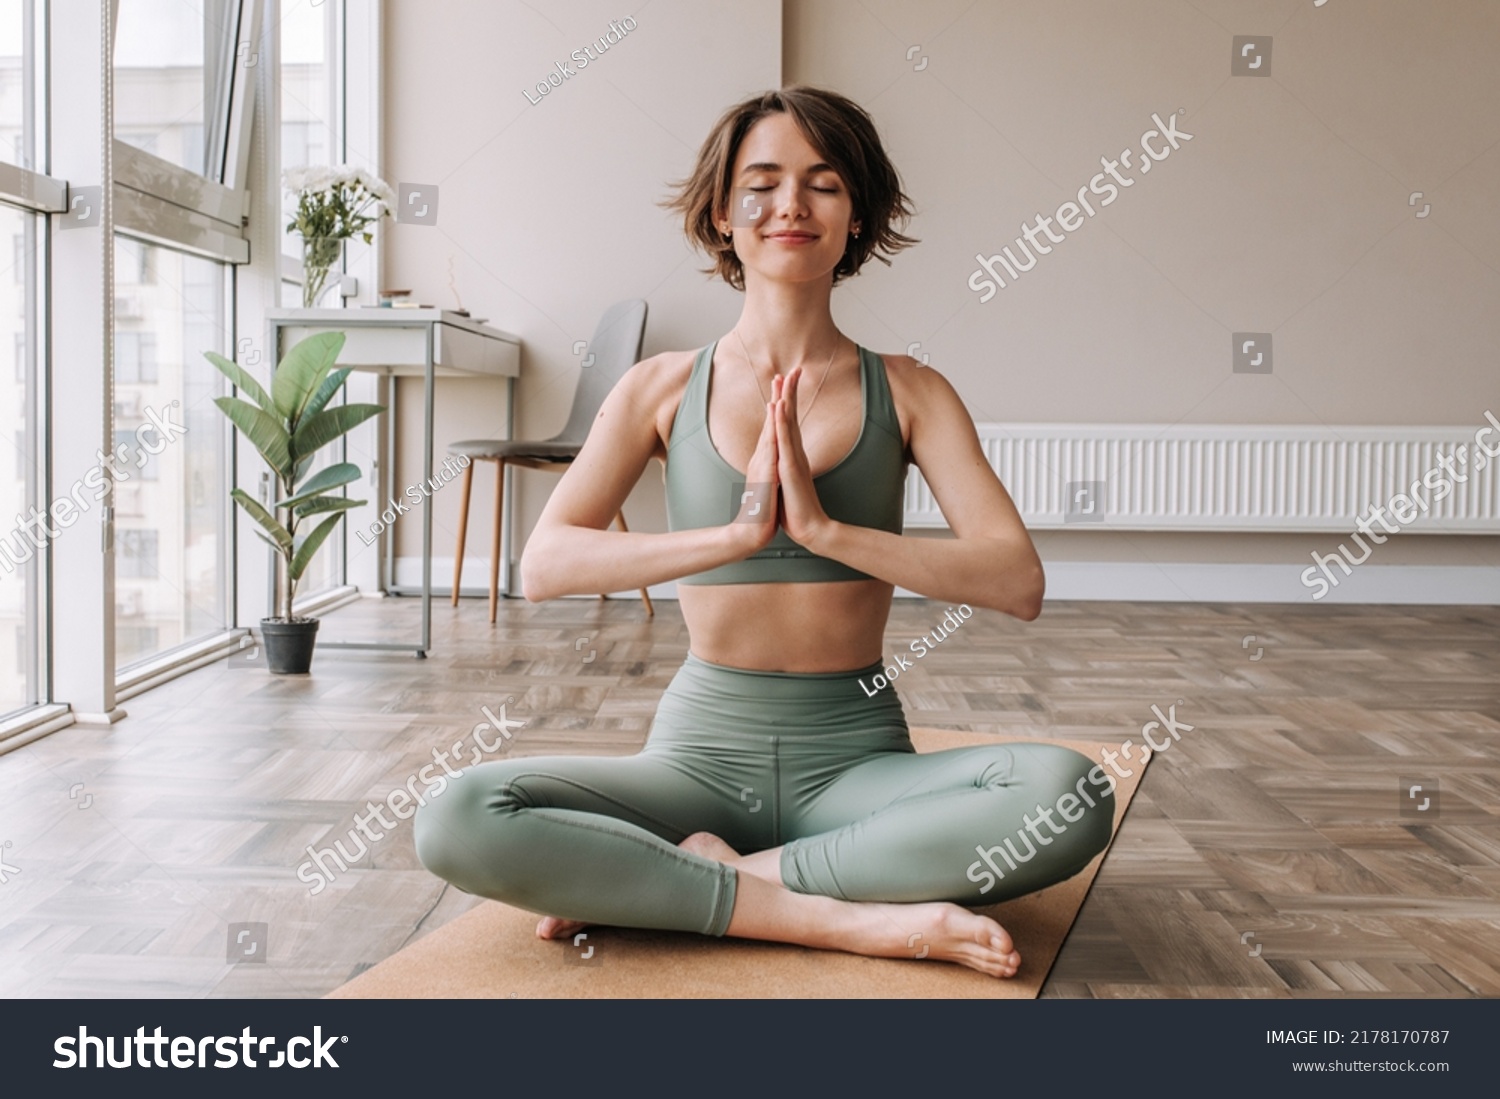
[773,370,833,548]
[725,387,780,556]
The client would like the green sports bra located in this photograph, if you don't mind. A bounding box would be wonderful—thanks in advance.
[665,339,906,584]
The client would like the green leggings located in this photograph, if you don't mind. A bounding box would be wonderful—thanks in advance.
[413,654,1114,937]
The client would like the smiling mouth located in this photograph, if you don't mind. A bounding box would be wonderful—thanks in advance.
[767,233,817,241]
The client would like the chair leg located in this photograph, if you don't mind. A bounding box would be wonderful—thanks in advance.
[489,458,506,624]
[612,510,654,617]
[451,457,475,606]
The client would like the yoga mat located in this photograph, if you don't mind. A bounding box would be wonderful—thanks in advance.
[327,729,1148,999]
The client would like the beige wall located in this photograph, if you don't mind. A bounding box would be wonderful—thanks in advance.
[381,0,781,585]
[383,0,1500,596]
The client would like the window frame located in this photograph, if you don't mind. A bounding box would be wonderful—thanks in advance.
[0,0,377,736]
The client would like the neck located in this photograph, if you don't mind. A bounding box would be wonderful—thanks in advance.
[732,272,842,371]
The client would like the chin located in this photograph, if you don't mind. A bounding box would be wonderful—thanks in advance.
[749,259,840,284]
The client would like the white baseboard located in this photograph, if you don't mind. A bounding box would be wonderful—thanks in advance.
[1037,562,1500,604]
[403,557,1500,606]
[394,557,492,592]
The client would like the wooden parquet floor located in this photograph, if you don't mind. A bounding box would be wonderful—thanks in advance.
[0,597,1495,999]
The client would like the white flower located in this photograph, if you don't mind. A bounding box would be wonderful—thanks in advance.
[354,167,395,203]
[285,163,394,207]
[283,164,335,193]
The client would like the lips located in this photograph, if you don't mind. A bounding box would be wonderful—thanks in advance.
[767,232,817,241]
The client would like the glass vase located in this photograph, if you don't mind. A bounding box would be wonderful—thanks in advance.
[301,235,344,308]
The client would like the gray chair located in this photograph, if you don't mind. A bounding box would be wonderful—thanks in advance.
[448,298,652,622]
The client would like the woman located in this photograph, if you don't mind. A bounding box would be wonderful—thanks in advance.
[413,86,1113,979]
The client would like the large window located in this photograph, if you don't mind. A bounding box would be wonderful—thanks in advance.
[112,237,231,669]
[113,0,243,180]
[0,0,368,727]
[0,200,38,715]
[0,3,34,170]
[278,0,337,274]
[0,2,39,717]
[279,0,345,602]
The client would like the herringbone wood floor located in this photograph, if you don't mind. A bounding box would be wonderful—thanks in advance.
[0,597,1495,998]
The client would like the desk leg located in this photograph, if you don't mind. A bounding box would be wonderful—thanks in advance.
[266,320,281,620]
[419,326,435,656]
[381,372,396,596]
[502,374,515,595]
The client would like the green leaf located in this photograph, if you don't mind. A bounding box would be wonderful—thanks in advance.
[215,397,291,476]
[276,461,362,509]
[289,513,345,581]
[272,330,346,426]
[291,403,385,462]
[301,366,353,422]
[203,351,276,416]
[294,495,366,517]
[231,488,293,552]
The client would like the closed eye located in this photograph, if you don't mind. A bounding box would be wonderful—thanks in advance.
[746,185,841,193]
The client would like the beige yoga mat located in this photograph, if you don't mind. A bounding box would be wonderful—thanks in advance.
[328,729,1148,999]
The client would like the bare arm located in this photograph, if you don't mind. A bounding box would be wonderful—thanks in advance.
[774,360,1044,619]
[520,356,779,601]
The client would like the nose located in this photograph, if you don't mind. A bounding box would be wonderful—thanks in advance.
[770,181,811,221]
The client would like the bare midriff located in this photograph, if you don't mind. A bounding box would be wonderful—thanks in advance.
[679,579,893,672]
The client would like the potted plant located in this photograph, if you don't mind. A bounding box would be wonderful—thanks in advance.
[206,331,384,673]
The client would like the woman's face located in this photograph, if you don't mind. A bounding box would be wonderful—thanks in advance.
[723,112,858,286]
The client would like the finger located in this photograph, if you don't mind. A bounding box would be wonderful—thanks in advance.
[776,388,806,458]
[760,393,778,437]
[782,366,801,423]
[774,402,800,468]
[767,397,785,452]
[757,399,780,479]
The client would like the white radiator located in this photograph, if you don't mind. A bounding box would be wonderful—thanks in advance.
[903,423,1500,532]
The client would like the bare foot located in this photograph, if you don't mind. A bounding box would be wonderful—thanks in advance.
[679,830,790,884]
[725,869,1023,979]
[534,914,589,941]
[830,898,1021,977]
[673,833,1022,977]
[534,832,740,940]
[677,830,741,862]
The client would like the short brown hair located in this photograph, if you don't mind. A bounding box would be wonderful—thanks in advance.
[661,85,917,290]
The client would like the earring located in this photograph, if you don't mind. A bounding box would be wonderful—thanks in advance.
[852,227,861,238]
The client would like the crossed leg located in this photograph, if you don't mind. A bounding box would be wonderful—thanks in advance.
[773,740,1116,903]
[414,747,1061,977]
[686,742,1109,977]
[522,741,1113,978]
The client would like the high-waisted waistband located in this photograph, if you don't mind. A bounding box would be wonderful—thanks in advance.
[650,652,910,743]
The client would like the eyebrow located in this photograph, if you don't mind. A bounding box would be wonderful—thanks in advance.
[737,161,840,176]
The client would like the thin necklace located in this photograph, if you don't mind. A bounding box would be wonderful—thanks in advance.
[730,327,841,425]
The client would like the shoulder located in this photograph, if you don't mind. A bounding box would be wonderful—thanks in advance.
[610,347,705,447]
[609,347,700,405]
[866,347,966,426]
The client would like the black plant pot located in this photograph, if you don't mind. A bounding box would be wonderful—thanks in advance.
[260,617,320,674]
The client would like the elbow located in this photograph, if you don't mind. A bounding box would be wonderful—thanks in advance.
[519,571,549,604]
[517,537,553,603]
[1009,559,1045,621]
